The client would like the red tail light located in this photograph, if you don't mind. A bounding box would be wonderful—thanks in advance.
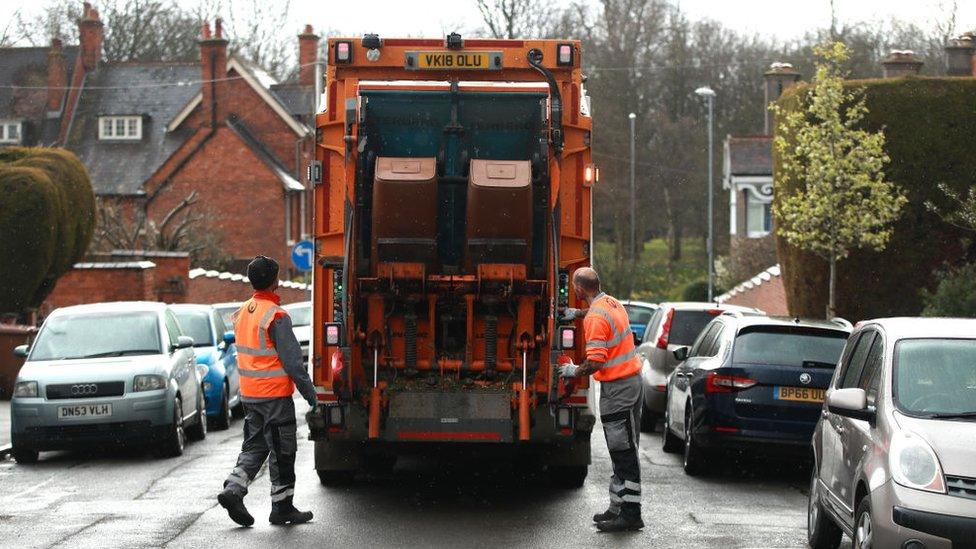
[656,308,675,349]
[705,372,757,393]
[331,350,344,375]
[706,309,724,316]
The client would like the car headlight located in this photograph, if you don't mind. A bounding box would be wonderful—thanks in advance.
[889,430,946,493]
[13,381,38,398]
[133,375,166,392]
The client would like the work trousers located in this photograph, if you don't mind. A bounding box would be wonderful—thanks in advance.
[223,397,298,504]
[599,373,643,517]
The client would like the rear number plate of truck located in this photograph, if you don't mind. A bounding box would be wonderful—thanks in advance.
[58,404,112,419]
[775,386,825,403]
[407,51,501,70]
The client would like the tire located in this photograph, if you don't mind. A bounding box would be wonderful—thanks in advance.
[682,406,707,476]
[807,468,842,549]
[549,465,588,488]
[661,405,682,454]
[318,470,354,486]
[209,381,231,431]
[186,390,208,441]
[853,495,874,549]
[12,446,39,464]
[155,397,186,458]
[640,403,658,433]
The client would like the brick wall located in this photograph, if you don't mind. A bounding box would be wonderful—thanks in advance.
[42,262,157,316]
[185,268,309,305]
[717,265,788,316]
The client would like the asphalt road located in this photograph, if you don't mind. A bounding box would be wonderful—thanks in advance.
[0,400,853,548]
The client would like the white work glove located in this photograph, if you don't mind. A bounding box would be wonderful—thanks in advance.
[558,362,580,378]
[562,308,584,321]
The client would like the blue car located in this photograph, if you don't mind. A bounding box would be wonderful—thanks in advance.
[662,313,851,475]
[621,300,658,343]
[172,304,242,430]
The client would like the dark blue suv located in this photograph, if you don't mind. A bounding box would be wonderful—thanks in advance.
[661,313,851,475]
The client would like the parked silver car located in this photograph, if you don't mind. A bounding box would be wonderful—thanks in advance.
[636,302,762,430]
[809,317,976,549]
[283,301,311,363]
[212,301,243,330]
[10,302,209,463]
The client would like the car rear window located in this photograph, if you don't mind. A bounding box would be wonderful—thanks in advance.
[625,305,654,325]
[286,304,312,327]
[669,310,721,346]
[174,310,214,347]
[732,327,848,368]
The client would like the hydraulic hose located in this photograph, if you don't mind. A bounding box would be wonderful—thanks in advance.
[527,48,564,157]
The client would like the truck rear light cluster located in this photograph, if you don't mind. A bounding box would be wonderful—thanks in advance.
[558,326,576,350]
[705,372,757,393]
[324,323,342,346]
[325,404,345,432]
[334,41,352,63]
[556,406,573,434]
[655,308,674,349]
[557,43,573,66]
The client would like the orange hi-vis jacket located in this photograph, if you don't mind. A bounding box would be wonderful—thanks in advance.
[583,292,641,382]
[234,291,295,398]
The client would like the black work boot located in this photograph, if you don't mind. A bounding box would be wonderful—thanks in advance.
[269,496,313,525]
[592,507,620,523]
[217,489,254,527]
[596,508,644,532]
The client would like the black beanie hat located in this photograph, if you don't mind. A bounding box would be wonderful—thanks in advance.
[247,255,279,290]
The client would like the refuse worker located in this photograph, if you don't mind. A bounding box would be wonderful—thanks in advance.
[217,255,318,527]
[559,267,644,532]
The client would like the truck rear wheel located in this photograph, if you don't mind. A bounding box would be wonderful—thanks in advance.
[549,465,588,488]
[318,470,355,486]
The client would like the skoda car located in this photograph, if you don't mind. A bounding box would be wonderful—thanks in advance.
[10,302,208,462]
[662,313,850,475]
[808,318,976,549]
[171,304,242,430]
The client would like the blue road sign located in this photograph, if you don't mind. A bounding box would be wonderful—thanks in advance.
[291,240,315,272]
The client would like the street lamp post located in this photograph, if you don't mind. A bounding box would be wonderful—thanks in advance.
[628,112,637,262]
[694,86,716,302]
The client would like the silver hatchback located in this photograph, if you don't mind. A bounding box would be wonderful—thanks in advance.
[809,317,976,549]
[11,302,209,462]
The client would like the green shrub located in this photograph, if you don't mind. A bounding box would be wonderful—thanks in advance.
[681,280,710,301]
[922,263,976,318]
[774,77,976,320]
[0,166,59,313]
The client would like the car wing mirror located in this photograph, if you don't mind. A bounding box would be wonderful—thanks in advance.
[173,336,194,351]
[13,344,29,358]
[672,346,690,362]
[223,331,235,345]
[633,332,641,345]
[827,388,876,423]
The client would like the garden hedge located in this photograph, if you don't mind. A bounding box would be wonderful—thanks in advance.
[0,147,95,313]
[774,77,976,320]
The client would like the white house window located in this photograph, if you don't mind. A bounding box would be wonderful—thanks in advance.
[98,116,142,140]
[746,195,773,236]
[0,121,23,144]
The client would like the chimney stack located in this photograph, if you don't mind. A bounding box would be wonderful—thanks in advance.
[946,34,975,76]
[46,38,68,113]
[77,2,103,71]
[199,19,230,127]
[298,25,320,87]
[763,62,801,135]
[882,50,923,79]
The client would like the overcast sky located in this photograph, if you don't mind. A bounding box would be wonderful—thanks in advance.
[4,0,973,42]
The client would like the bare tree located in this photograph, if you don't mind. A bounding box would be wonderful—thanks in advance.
[474,0,557,39]
[202,0,294,79]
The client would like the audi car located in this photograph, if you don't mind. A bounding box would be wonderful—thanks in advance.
[10,302,209,463]
[808,318,976,549]
[171,304,242,430]
[662,313,850,475]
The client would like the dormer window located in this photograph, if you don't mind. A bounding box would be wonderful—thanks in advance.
[0,121,22,144]
[99,116,142,140]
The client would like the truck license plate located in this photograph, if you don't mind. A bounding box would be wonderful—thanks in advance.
[58,403,112,419]
[408,51,500,70]
[775,386,825,403]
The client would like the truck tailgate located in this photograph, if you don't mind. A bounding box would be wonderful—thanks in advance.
[387,392,513,443]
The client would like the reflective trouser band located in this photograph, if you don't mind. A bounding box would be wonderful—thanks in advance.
[271,484,295,501]
[240,368,288,378]
[227,466,251,488]
[236,344,278,357]
[610,480,642,493]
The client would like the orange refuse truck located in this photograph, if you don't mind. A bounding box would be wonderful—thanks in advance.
[306,34,597,486]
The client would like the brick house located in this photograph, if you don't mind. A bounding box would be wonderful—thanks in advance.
[0,4,321,275]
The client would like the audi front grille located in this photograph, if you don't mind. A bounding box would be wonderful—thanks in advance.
[45,381,125,400]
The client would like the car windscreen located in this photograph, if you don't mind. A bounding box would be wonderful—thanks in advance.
[669,310,721,346]
[732,328,848,368]
[286,304,311,327]
[215,306,237,329]
[895,338,976,416]
[625,305,654,326]
[30,312,163,361]
[174,310,213,347]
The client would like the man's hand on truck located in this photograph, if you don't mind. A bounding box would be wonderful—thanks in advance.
[558,362,579,378]
[561,307,586,321]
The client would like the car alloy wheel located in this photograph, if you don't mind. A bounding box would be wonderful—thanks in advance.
[855,509,872,549]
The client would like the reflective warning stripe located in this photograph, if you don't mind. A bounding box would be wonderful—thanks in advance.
[623,480,641,492]
[587,339,607,348]
[270,487,295,501]
[603,349,637,368]
[588,308,632,347]
[621,494,641,503]
[227,467,251,487]
[236,344,279,357]
[240,368,287,378]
